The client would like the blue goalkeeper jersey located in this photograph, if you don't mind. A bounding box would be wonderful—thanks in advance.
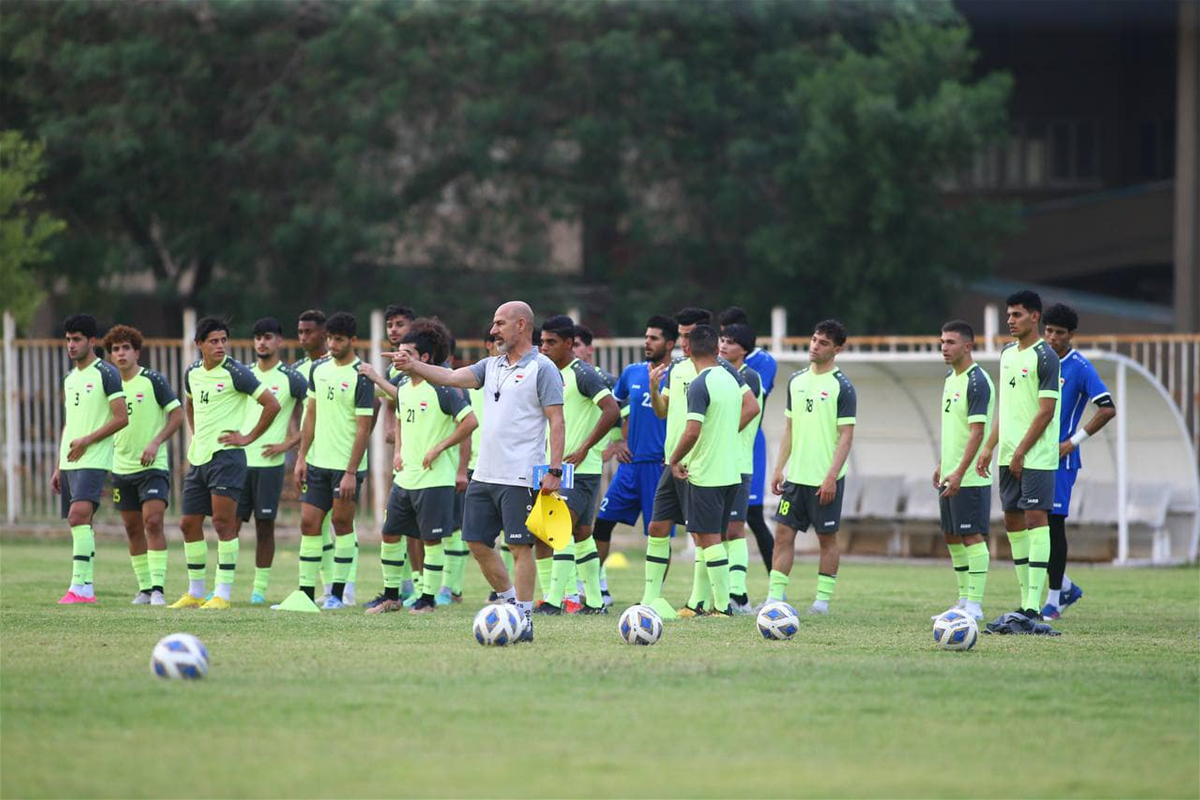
[613,361,667,463]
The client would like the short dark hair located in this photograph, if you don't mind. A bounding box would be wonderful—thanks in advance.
[194,316,230,343]
[1042,303,1079,332]
[1006,289,1043,315]
[401,317,451,364]
[482,327,496,343]
[532,328,542,347]
[645,314,679,342]
[941,320,975,341]
[102,324,143,353]
[252,317,283,337]
[63,314,98,339]
[721,323,755,354]
[325,312,357,338]
[813,319,847,347]
[385,304,416,324]
[574,325,594,346]
[675,307,713,327]
[688,324,719,357]
[297,309,326,326]
[719,306,749,327]
[541,314,576,340]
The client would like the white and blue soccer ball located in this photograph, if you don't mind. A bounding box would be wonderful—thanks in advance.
[756,601,800,640]
[473,603,524,646]
[932,609,979,651]
[151,632,209,679]
[617,605,663,645]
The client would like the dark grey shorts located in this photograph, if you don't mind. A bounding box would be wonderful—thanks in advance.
[112,470,170,512]
[998,467,1054,513]
[773,479,844,535]
[651,467,688,525]
[560,473,601,527]
[939,485,991,536]
[462,480,537,547]
[728,474,752,523]
[686,483,739,534]
[182,449,246,517]
[60,468,107,518]
[302,465,366,512]
[238,464,286,522]
[382,484,456,541]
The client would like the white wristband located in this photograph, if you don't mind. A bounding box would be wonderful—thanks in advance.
[1070,429,1090,447]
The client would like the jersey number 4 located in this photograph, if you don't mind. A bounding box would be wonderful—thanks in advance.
[1008,377,1017,388]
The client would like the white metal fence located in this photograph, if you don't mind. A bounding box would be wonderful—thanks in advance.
[3,310,1198,525]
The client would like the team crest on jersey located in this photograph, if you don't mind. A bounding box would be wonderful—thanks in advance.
[820,390,830,400]
[1020,368,1029,378]
[340,381,349,391]
[418,401,428,412]
[269,384,280,396]
[215,382,226,393]
[135,393,145,403]
[952,391,960,401]
[84,382,95,393]
[514,373,525,384]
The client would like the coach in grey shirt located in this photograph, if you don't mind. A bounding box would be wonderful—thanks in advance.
[392,301,564,639]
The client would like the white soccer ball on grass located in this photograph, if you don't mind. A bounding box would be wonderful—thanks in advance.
[150,632,209,679]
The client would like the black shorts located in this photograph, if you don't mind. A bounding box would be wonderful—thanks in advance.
[182,449,247,517]
[728,474,752,523]
[651,468,689,525]
[462,480,537,547]
[238,464,286,522]
[686,483,739,535]
[998,467,1055,513]
[112,470,170,512]
[302,465,366,512]
[560,474,601,527]
[939,485,991,536]
[60,468,106,519]
[453,485,466,532]
[382,484,456,541]
[773,479,844,535]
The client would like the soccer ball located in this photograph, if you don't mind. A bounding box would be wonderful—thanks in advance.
[756,601,800,640]
[472,603,523,646]
[150,632,209,679]
[932,609,979,651]
[617,605,663,645]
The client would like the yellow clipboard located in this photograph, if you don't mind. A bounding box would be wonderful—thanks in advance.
[525,492,572,551]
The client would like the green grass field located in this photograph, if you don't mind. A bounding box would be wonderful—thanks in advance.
[1,537,1197,799]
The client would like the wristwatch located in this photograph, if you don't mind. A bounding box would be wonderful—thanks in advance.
[546,468,563,477]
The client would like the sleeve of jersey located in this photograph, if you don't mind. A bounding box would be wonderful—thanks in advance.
[184,366,193,399]
[685,373,711,423]
[151,371,180,411]
[307,363,319,397]
[661,362,674,398]
[836,378,857,426]
[965,372,990,423]
[721,359,746,386]
[289,369,308,400]
[745,369,762,400]
[231,362,265,399]
[578,365,613,405]
[354,374,375,415]
[783,375,796,419]
[536,359,565,406]
[613,366,630,403]
[468,358,489,389]
[1037,350,1061,399]
[437,385,471,420]
[1085,364,1112,405]
[759,354,778,395]
[101,363,125,400]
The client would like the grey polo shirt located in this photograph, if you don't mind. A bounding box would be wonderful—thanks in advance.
[468,348,564,487]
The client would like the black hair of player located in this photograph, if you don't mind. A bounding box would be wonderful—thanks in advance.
[1042,303,1079,332]
[813,319,847,347]
[1006,289,1043,315]
[688,324,719,357]
[325,312,357,339]
[719,306,750,327]
[194,316,230,343]
[532,328,542,347]
[574,325,594,346]
[63,313,99,339]
[385,304,416,324]
[252,317,283,337]
[675,307,713,327]
[541,314,576,340]
[401,317,452,365]
[646,314,679,342]
[482,327,496,343]
[940,319,975,341]
[298,309,326,326]
[722,323,755,353]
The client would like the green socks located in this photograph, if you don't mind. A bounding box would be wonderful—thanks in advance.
[642,536,671,604]
[703,544,731,613]
[147,549,167,591]
[1008,529,1030,606]
[767,569,789,602]
[421,541,445,597]
[443,531,468,594]
[727,538,749,597]
[333,531,357,585]
[216,539,238,586]
[536,555,553,600]
[547,540,576,606]
[184,539,207,583]
[347,527,359,585]
[380,540,406,590]
[816,572,837,602]
[130,552,151,592]
[1026,525,1050,611]
[686,548,710,610]
[966,541,989,604]
[298,534,323,592]
[575,535,602,608]
[70,525,94,589]
[947,542,969,601]
[253,567,271,597]
[319,516,334,586]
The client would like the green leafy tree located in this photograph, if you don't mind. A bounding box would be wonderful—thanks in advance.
[0,131,66,331]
